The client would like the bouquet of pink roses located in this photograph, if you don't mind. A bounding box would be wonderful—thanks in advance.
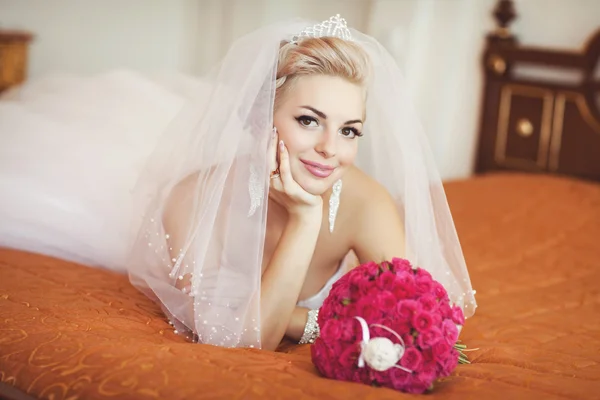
[311,258,467,394]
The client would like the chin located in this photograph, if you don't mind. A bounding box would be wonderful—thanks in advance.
[293,169,341,197]
[300,181,330,196]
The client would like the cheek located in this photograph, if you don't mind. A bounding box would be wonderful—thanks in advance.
[278,125,313,153]
[337,141,359,166]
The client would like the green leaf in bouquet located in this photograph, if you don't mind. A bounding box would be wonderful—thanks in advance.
[454,340,479,364]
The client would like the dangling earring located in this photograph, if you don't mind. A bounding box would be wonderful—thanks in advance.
[248,126,276,217]
[247,163,263,217]
[329,179,342,233]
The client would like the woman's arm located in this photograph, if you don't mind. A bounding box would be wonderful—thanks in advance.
[260,211,322,350]
[163,171,321,350]
[163,137,325,351]
[284,306,312,341]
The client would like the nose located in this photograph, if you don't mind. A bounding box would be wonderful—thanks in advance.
[314,129,337,158]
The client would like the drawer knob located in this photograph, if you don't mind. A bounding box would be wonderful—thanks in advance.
[516,118,534,137]
[488,54,507,75]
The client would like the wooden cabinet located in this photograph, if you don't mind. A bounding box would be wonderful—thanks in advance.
[476,23,600,182]
[0,30,34,93]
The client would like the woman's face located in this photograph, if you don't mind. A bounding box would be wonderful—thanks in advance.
[273,74,365,196]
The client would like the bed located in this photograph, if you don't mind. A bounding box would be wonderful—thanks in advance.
[1,1,600,399]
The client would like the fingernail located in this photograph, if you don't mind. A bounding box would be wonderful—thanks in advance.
[279,140,284,149]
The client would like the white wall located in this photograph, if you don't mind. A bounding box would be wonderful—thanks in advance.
[514,0,600,50]
[0,0,200,77]
[1,0,598,179]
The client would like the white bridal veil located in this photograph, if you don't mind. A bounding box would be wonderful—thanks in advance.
[126,16,477,349]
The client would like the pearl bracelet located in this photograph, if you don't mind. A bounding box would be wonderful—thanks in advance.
[299,308,320,344]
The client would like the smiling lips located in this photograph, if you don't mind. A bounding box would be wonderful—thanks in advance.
[300,159,335,178]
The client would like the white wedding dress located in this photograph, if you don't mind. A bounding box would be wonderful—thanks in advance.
[0,70,208,272]
[0,18,477,349]
[0,69,345,309]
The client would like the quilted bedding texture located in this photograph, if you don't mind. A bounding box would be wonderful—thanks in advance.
[1,172,599,399]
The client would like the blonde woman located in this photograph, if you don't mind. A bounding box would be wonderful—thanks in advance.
[127,15,477,351]
[0,15,476,351]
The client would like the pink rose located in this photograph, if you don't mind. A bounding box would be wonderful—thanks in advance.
[339,318,358,342]
[396,299,420,321]
[372,370,391,386]
[399,346,423,371]
[338,343,361,369]
[332,301,346,318]
[432,281,449,302]
[311,341,332,376]
[451,305,465,325]
[370,317,399,342]
[391,257,413,273]
[392,273,417,300]
[376,291,397,312]
[420,347,435,363]
[415,267,432,280]
[401,332,415,347]
[415,275,433,294]
[318,304,335,322]
[412,311,434,333]
[351,368,370,384]
[377,271,397,290]
[356,298,382,324]
[396,270,416,284]
[440,349,459,377]
[332,279,351,299]
[328,339,344,357]
[416,361,438,388]
[357,279,372,296]
[418,294,438,313]
[348,269,367,290]
[341,301,357,318]
[389,367,412,390]
[438,301,452,319]
[388,319,411,338]
[432,340,451,363]
[434,314,445,330]
[364,261,380,278]
[364,285,382,298]
[320,319,342,343]
[441,319,459,345]
[333,366,353,382]
[416,326,442,349]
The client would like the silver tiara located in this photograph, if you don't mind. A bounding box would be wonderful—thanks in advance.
[290,14,353,44]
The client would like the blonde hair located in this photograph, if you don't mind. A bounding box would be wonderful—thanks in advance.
[274,37,370,112]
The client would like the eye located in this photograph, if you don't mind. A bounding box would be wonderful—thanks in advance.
[340,127,363,139]
[295,115,319,128]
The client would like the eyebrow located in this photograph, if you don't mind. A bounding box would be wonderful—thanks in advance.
[300,105,363,125]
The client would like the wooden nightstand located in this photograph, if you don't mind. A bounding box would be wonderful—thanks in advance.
[0,30,34,93]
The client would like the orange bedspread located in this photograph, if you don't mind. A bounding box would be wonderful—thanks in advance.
[1,173,600,399]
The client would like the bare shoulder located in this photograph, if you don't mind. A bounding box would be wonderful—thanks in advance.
[164,171,199,221]
[341,165,398,214]
[340,165,406,263]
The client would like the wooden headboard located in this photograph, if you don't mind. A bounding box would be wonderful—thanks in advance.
[475,0,600,182]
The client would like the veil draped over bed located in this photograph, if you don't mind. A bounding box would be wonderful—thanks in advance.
[125,17,477,348]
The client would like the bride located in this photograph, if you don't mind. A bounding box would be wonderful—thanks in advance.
[0,15,476,351]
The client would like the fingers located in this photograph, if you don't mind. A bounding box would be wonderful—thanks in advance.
[268,127,283,191]
[278,140,294,189]
[268,127,278,175]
